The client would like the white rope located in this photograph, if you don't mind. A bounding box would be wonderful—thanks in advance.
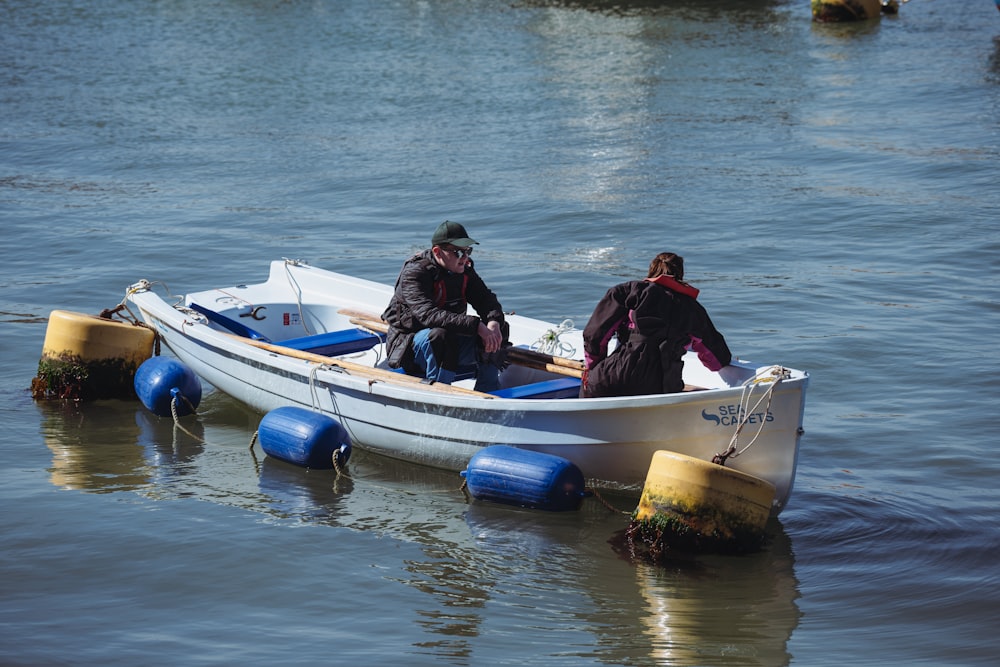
[114,279,159,325]
[283,258,314,335]
[530,319,577,357]
[717,365,789,463]
[308,363,325,412]
[124,278,177,303]
[125,279,152,297]
[120,275,178,322]
[306,362,365,457]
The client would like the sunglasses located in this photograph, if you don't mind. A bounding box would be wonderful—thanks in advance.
[442,246,474,259]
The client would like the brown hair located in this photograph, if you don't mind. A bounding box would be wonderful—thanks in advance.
[647,252,684,281]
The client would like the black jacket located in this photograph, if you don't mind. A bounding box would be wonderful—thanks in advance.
[582,277,731,398]
[381,249,505,372]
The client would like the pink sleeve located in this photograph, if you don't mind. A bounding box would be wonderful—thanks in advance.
[689,335,725,371]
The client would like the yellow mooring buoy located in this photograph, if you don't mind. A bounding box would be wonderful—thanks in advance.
[31,310,155,401]
[626,450,776,559]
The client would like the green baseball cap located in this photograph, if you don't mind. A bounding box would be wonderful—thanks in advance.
[431,220,478,248]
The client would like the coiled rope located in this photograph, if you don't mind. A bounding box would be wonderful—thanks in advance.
[530,319,577,357]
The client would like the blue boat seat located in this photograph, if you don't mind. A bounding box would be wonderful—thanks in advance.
[489,376,582,399]
[278,329,383,356]
[188,302,383,356]
[189,302,271,341]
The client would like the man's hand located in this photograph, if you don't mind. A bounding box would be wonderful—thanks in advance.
[478,320,503,354]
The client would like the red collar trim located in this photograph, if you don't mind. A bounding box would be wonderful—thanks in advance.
[647,275,700,299]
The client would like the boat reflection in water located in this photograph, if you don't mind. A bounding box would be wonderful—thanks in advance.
[134,407,205,473]
[465,500,801,666]
[256,455,354,523]
[38,395,800,665]
[36,394,234,496]
[628,530,800,665]
[39,400,206,493]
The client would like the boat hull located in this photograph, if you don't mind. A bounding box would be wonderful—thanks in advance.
[127,261,808,514]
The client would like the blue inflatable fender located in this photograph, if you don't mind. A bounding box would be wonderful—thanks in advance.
[461,445,588,512]
[257,407,352,470]
[134,357,202,417]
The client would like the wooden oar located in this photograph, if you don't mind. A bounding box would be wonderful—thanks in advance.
[509,347,586,375]
[228,333,494,398]
[342,311,587,379]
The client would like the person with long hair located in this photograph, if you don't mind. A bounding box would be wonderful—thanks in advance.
[581,252,731,398]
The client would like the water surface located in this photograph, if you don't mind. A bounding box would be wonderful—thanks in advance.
[2,1,998,664]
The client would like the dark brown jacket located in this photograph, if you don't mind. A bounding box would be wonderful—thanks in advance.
[381,249,504,372]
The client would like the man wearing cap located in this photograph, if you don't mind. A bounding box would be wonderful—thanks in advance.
[381,220,507,391]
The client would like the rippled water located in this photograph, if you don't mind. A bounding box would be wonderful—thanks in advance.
[2,1,998,665]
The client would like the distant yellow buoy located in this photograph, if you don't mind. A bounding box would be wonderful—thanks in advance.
[812,0,886,22]
[32,310,155,400]
[627,450,776,558]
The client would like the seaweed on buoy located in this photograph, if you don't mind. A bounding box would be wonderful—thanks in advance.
[624,504,770,562]
[811,0,900,22]
[32,353,146,401]
[31,309,155,401]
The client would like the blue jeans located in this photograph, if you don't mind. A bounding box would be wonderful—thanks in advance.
[411,328,501,392]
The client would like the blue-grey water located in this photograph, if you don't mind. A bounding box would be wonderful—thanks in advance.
[2,0,998,664]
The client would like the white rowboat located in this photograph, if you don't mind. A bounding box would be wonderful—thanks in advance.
[126,259,809,514]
